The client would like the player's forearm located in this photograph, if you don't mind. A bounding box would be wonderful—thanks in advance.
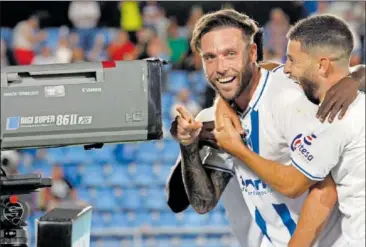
[232,143,313,198]
[289,176,337,247]
[180,141,217,214]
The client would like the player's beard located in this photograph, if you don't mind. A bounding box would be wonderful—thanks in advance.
[210,54,253,101]
[299,72,320,105]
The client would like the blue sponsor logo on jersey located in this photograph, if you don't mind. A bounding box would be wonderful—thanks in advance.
[240,176,273,195]
[290,133,317,161]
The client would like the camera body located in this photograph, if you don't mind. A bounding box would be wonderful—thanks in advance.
[1,59,165,150]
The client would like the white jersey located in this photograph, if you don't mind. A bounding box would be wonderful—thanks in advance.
[277,82,365,244]
[195,66,344,247]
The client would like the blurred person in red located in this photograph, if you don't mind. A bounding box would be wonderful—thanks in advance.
[263,8,290,62]
[107,30,136,61]
[12,15,47,65]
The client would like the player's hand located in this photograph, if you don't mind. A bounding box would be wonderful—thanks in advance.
[170,105,202,146]
[198,121,219,149]
[215,96,244,134]
[317,76,359,123]
[214,115,243,154]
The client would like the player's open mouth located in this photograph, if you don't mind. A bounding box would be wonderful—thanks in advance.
[217,77,236,84]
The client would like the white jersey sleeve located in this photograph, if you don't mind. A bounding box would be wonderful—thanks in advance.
[282,93,365,181]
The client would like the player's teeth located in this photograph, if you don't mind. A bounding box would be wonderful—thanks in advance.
[218,77,234,83]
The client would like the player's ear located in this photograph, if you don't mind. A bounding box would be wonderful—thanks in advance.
[249,43,257,63]
[318,57,330,77]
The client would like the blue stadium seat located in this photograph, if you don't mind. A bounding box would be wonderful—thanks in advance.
[133,163,155,186]
[122,188,142,210]
[180,237,197,247]
[115,143,140,163]
[181,211,209,227]
[145,188,166,210]
[85,145,116,164]
[100,212,114,227]
[103,239,121,247]
[162,140,179,163]
[45,147,68,163]
[109,211,128,227]
[152,163,171,185]
[95,188,117,211]
[91,212,104,229]
[107,166,131,187]
[209,211,226,226]
[77,188,90,202]
[135,141,163,164]
[82,165,105,187]
[156,237,171,247]
[159,212,177,226]
[65,146,93,164]
[167,71,190,93]
[189,70,207,94]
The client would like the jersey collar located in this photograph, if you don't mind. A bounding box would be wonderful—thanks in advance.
[231,68,270,118]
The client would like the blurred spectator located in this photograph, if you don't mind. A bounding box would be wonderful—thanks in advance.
[68,32,81,50]
[71,47,85,63]
[32,46,58,65]
[1,39,8,67]
[119,1,143,44]
[142,0,161,29]
[55,38,73,63]
[68,1,101,51]
[170,88,201,119]
[45,165,76,211]
[180,5,204,39]
[318,2,364,65]
[12,15,47,65]
[87,33,107,62]
[146,35,170,61]
[136,27,156,59]
[107,30,136,61]
[263,8,290,62]
[154,8,170,42]
[167,18,189,64]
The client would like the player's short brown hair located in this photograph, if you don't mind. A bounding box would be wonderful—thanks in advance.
[190,9,259,54]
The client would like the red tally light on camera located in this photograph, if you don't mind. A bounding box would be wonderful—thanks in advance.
[102,61,116,68]
[10,195,18,204]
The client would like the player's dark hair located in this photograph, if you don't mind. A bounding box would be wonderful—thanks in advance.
[191,9,259,54]
[286,14,354,62]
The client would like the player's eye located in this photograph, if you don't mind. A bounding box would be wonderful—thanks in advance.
[228,51,236,56]
[204,55,215,61]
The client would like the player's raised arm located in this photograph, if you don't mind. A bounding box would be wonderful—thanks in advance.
[168,106,232,214]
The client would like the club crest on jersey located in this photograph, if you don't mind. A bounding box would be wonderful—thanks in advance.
[290,133,317,161]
